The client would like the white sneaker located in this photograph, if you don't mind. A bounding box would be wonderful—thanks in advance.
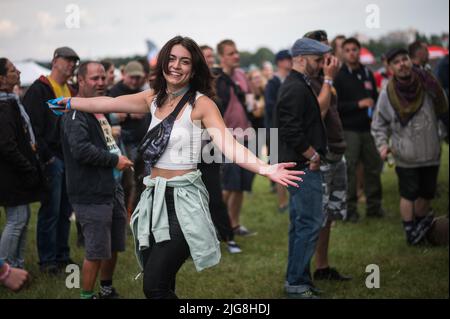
[226,241,242,254]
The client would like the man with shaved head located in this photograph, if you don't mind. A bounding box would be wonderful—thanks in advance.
[61,61,132,299]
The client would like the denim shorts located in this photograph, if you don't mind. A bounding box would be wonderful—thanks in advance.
[72,185,126,260]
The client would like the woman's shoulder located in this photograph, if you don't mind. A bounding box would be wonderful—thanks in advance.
[144,89,157,111]
[193,93,214,107]
[191,93,219,118]
[142,89,156,105]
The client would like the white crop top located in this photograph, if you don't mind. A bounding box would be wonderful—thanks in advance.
[148,92,204,170]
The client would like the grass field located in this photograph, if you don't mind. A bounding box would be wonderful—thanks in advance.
[0,146,448,299]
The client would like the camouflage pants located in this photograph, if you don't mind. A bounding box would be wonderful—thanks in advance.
[320,157,347,226]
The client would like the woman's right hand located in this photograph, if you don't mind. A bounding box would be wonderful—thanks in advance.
[262,162,305,188]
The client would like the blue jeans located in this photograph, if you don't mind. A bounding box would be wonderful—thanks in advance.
[0,205,30,268]
[285,168,324,293]
[37,157,72,266]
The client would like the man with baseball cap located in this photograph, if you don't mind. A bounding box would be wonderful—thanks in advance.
[371,47,449,245]
[23,46,79,274]
[275,37,330,298]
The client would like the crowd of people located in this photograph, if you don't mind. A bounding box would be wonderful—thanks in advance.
[0,30,448,299]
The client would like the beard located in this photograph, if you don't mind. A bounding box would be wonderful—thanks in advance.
[396,71,412,82]
[305,63,319,78]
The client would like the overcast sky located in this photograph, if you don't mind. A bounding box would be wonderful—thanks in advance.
[0,0,448,61]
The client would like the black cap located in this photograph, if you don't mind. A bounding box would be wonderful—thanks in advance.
[304,30,328,42]
[275,50,292,62]
[53,46,79,60]
[385,48,408,64]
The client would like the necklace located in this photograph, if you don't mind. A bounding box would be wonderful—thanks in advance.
[167,85,190,107]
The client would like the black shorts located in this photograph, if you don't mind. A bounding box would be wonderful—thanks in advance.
[395,166,439,201]
[222,163,255,192]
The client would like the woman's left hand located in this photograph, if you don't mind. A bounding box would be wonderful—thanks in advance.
[262,162,305,188]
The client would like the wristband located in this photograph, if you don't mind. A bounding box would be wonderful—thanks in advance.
[46,97,66,116]
[0,263,11,283]
[67,98,72,110]
[324,79,333,86]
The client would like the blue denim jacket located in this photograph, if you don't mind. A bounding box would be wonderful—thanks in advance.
[130,170,221,272]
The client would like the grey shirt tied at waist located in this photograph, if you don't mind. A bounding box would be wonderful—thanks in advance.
[130,170,221,272]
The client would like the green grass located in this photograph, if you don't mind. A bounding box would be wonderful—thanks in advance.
[1,146,448,299]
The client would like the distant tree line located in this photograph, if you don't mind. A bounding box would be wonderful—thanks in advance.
[36,32,447,71]
[366,32,449,62]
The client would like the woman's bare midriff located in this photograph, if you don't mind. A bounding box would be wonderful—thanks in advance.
[150,167,196,179]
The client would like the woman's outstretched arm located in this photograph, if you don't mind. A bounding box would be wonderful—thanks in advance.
[196,96,304,187]
[57,89,155,114]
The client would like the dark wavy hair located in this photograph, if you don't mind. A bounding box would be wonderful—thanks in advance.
[152,36,215,107]
[0,58,8,76]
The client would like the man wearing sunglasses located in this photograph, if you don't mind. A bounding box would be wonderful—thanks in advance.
[23,46,79,275]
